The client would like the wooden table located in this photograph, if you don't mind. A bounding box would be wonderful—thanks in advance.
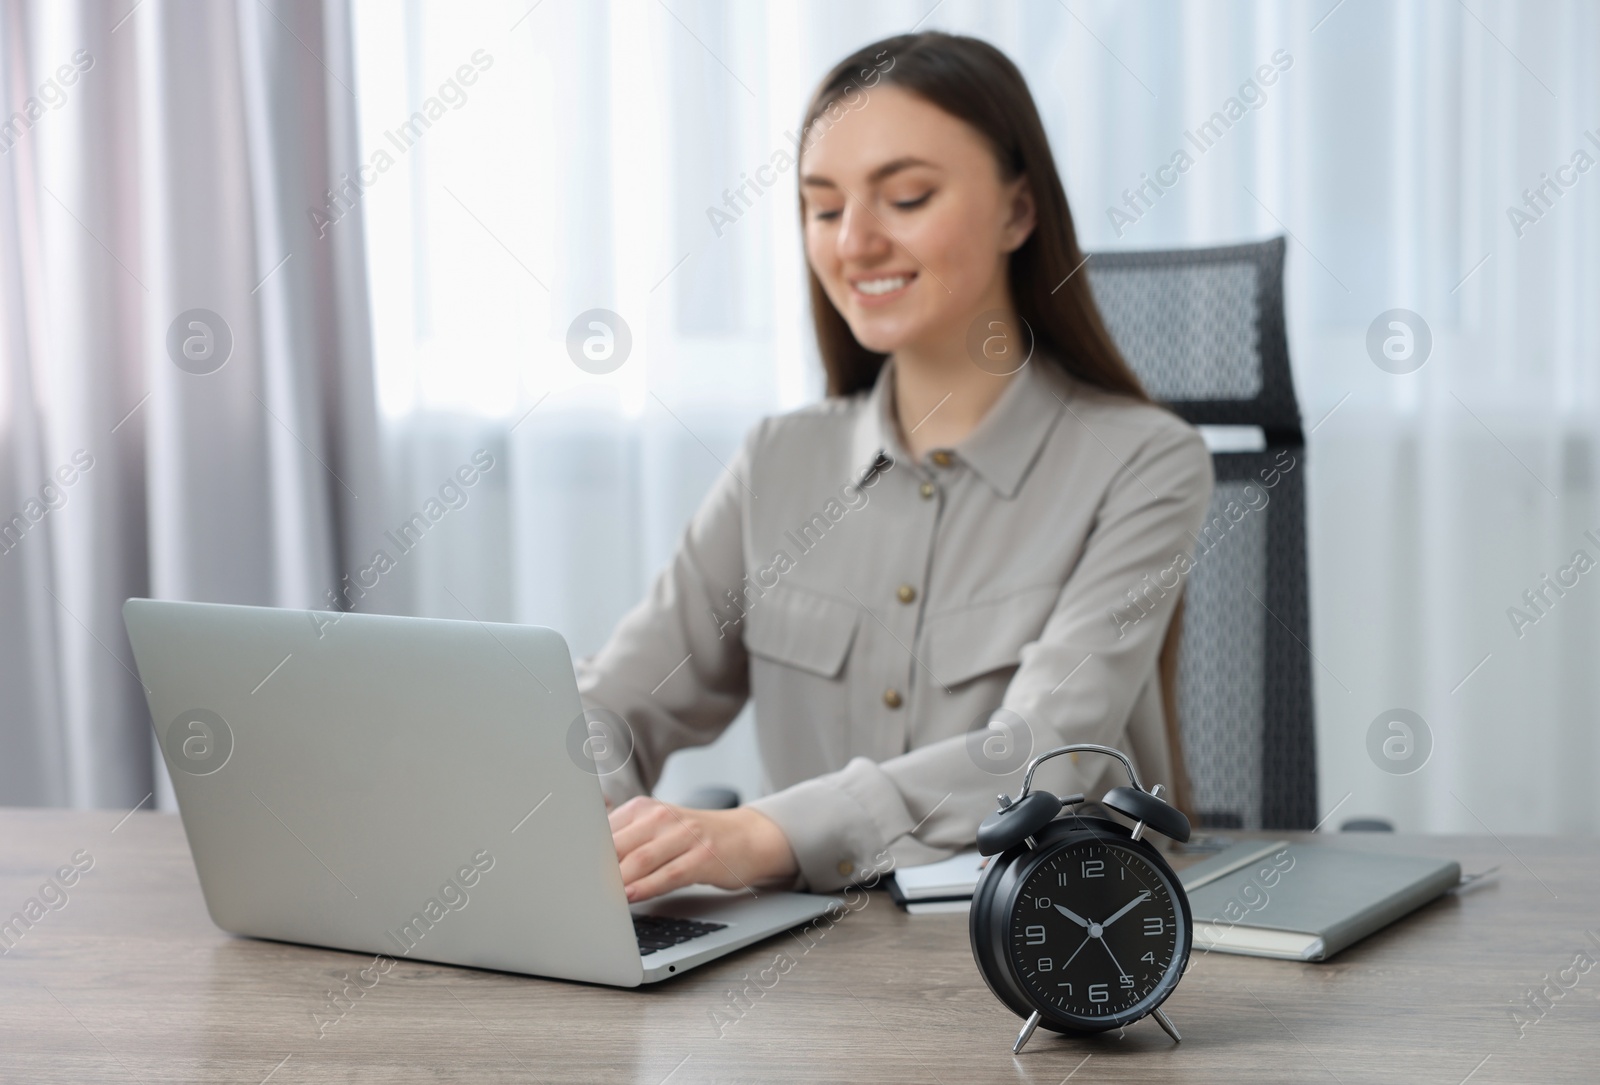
[2,810,1597,1083]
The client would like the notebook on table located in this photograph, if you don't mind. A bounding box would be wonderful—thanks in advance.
[884,839,1289,915]
[885,840,1293,915]
[888,837,1463,963]
[1183,839,1462,961]
[887,850,988,914]
[883,842,1283,915]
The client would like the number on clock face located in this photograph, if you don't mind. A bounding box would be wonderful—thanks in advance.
[1009,840,1181,1021]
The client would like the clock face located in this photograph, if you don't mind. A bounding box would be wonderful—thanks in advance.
[1006,837,1184,1025]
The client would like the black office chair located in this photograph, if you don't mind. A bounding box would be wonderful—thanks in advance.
[1086,236,1318,831]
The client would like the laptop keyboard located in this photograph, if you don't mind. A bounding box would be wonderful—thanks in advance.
[633,914,728,956]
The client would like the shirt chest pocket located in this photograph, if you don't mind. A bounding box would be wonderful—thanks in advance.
[743,583,861,679]
[743,584,863,778]
[923,586,1061,687]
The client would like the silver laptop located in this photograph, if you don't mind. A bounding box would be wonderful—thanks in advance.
[122,598,839,985]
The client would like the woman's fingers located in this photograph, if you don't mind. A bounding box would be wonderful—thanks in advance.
[607,795,653,833]
[625,847,710,903]
[611,798,686,859]
[610,799,713,895]
[617,818,697,887]
[609,796,675,859]
[607,800,798,902]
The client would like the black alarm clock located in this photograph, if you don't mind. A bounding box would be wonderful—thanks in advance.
[969,743,1193,1054]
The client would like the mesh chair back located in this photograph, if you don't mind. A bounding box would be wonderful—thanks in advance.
[1087,237,1315,831]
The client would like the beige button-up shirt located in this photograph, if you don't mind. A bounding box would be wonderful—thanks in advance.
[577,357,1214,892]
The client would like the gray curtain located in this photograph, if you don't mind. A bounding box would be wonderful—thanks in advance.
[0,0,381,808]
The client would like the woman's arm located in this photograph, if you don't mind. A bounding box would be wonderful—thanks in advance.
[575,427,760,803]
[577,422,802,899]
[747,419,1215,892]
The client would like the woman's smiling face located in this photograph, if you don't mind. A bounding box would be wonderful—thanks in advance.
[800,84,1035,357]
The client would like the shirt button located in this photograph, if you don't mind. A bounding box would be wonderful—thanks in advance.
[883,688,903,709]
[919,482,935,499]
[931,450,954,467]
[837,860,854,876]
[896,584,916,604]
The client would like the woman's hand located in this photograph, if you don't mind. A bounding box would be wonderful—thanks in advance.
[608,798,799,902]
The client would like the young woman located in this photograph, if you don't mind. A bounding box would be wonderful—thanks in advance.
[587,32,1213,901]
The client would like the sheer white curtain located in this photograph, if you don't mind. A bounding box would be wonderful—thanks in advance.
[350,0,1600,833]
[0,0,380,809]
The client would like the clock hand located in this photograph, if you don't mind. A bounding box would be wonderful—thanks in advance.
[1099,936,1130,982]
[1059,931,1093,971]
[1052,903,1090,928]
[1098,890,1151,931]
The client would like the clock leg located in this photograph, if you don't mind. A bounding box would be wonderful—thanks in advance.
[1152,1007,1182,1043]
[1012,1011,1042,1054]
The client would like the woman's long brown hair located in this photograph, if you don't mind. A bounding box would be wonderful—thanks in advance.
[800,32,1149,402]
